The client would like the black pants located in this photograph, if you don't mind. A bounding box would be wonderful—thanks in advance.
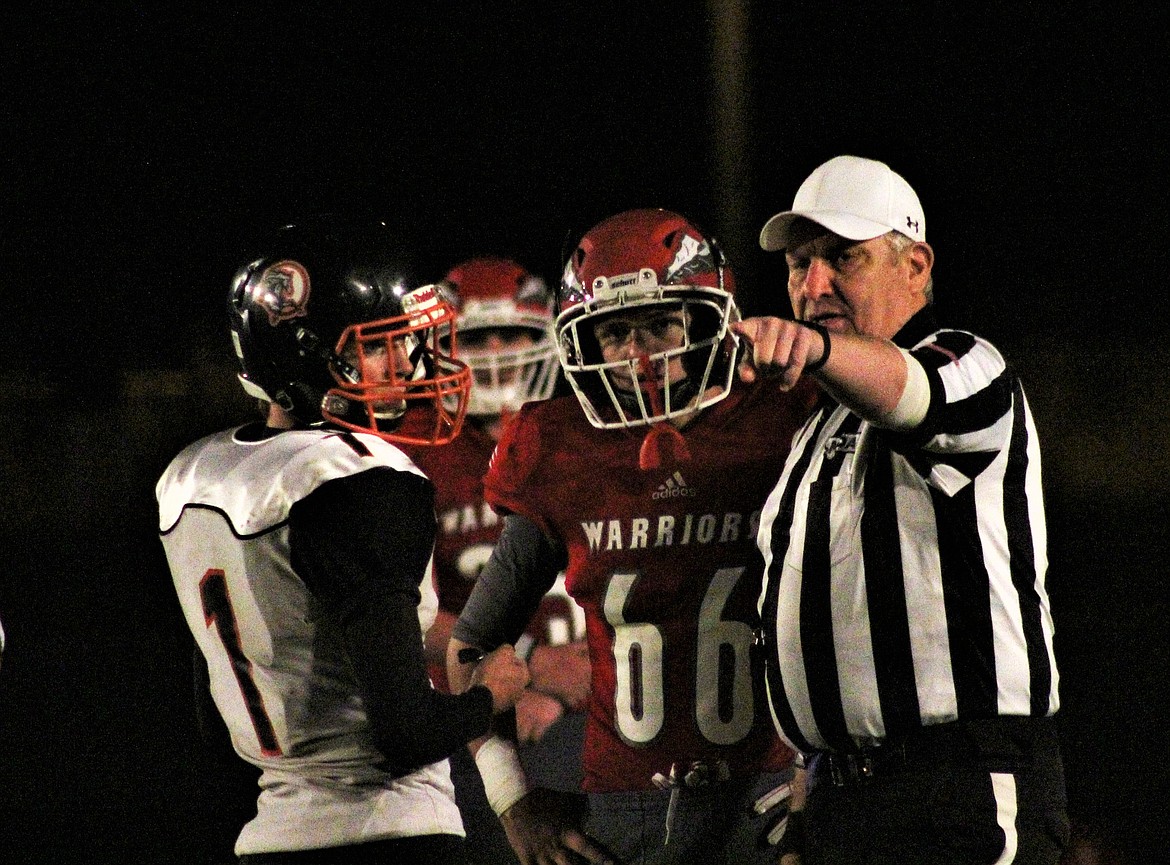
[238,834,465,865]
[803,718,1069,865]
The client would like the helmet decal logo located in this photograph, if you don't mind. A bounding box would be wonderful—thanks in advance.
[516,275,551,305]
[258,260,311,326]
[561,257,585,304]
[665,234,715,284]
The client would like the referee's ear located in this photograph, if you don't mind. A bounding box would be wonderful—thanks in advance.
[906,241,934,296]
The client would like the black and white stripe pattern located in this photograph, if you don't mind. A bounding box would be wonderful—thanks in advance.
[758,311,1059,754]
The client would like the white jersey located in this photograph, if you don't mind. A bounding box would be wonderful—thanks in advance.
[157,425,459,854]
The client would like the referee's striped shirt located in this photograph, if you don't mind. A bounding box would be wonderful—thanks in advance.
[757,308,1059,755]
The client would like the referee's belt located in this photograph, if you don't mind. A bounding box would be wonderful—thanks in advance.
[808,716,1058,787]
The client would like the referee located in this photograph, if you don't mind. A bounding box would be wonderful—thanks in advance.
[733,155,1068,864]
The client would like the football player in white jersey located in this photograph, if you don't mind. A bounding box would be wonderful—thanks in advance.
[157,218,529,864]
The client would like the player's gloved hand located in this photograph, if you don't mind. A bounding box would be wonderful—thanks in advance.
[515,688,565,744]
[528,640,591,710]
[500,788,617,865]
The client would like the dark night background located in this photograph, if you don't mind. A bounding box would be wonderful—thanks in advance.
[1,3,1166,863]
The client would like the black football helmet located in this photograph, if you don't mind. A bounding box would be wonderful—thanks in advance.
[227,218,471,445]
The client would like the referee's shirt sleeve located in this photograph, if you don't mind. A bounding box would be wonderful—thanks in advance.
[898,330,1015,456]
[288,467,493,776]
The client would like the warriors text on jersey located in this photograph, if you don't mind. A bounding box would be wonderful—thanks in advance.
[157,424,490,854]
[483,381,815,792]
[758,309,1060,754]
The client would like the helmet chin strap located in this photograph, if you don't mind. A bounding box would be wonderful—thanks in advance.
[614,373,699,417]
[636,354,692,470]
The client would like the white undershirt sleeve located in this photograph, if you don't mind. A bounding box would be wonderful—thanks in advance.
[881,348,931,430]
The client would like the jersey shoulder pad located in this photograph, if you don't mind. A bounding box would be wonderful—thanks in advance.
[285,428,424,492]
[158,426,423,536]
[483,396,581,513]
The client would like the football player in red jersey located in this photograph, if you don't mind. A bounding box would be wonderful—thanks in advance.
[157,219,529,864]
[411,257,577,697]
[447,210,819,865]
[404,257,590,865]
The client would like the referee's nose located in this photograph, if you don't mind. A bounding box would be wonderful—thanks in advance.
[798,257,836,300]
[790,257,835,318]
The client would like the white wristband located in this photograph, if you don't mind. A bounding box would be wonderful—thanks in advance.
[883,348,930,430]
[473,735,530,816]
[514,633,535,662]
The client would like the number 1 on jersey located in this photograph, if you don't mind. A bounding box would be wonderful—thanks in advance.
[199,568,283,757]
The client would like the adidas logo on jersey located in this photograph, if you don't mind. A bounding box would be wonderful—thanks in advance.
[652,470,696,500]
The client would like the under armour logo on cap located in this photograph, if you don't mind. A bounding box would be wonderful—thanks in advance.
[760,155,926,250]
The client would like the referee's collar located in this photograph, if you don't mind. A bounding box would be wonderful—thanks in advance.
[891,306,939,349]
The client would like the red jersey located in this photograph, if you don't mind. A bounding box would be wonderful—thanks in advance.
[409,422,502,619]
[409,421,586,691]
[483,380,816,791]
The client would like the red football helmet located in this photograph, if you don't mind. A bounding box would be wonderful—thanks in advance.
[557,208,740,428]
[440,257,558,417]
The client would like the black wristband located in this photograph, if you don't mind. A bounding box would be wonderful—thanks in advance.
[775,809,806,857]
[798,320,831,373]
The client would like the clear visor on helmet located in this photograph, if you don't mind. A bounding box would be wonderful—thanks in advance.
[556,284,740,429]
[322,290,471,445]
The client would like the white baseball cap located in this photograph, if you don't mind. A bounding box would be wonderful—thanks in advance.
[759,155,925,251]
